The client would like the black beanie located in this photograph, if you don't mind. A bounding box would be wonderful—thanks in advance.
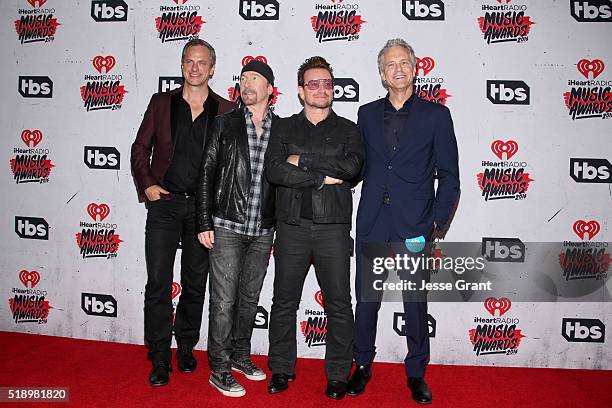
[241,59,275,86]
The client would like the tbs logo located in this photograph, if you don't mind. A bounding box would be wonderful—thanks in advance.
[158,76,183,93]
[393,312,436,338]
[19,76,53,98]
[333,78,359,102]
[91,0,128,22]
[570,158,611,183]
[84,146,120,170]
[239,0,279,20]
[562,318,605,343]
[482,238,525,263]
[81,293,117,317]
[15,216,49,240]
[253,305,269,329]
[402,0,445,21]
[570,1,612,22]
[486,80,530,105]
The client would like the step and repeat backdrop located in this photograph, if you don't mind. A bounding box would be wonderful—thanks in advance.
[1,0,611,370]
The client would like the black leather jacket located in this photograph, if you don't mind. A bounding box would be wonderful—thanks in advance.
[265,110,364,225]
[196,108,277,232]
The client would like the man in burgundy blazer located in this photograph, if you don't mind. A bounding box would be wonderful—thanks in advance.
[131,39,234,387]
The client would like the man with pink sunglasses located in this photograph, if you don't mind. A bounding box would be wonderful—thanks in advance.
[265,56,364,400]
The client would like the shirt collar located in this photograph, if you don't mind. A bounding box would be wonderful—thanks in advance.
[298,109,336,127]
[385,92,415,112]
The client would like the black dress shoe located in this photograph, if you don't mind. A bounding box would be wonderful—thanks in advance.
[176,346,197,373]
[408,377,432,404]
[347,364,372,396]
[149,361,171,387]
[268,373,296,394]
[326,380,348,400]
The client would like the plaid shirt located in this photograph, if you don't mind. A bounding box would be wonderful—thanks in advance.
[214,107,273,237]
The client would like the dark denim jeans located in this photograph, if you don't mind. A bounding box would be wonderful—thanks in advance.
[207,227,273,372]
[268,219,354,382]
[144,195,209,363]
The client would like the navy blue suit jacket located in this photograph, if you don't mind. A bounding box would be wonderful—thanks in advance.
[356,96,460,238]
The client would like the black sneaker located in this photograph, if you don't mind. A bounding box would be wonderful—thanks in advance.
[209,371,246,397]
[231,357,267,381]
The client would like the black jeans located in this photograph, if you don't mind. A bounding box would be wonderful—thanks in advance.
[268,219,354,382]
[144,195,209,363]
[207,227,273,372]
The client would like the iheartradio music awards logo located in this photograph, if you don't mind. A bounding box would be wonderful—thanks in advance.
[14,0,61,45]
[477,0,535,45]
[75,203,123,259]
[414,56,451,105]
[476,140,534,202]
[559,220,610,282]
[80,56,128,112]
[8,270,52,324]
[563,59,612,120]
[171,281,181,324]
[155,0,205,43]
[9,129,54,184]
[228,56,282,108]
[469,297,526,356]
[310,0,365,43]
[300,290,327,347]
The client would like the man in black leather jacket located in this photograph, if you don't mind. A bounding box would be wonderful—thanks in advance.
[196,59,277,398]
[265,56,364,400]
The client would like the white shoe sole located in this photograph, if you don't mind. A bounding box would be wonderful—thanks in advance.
[209,378,246,397]
[232,366,267,381]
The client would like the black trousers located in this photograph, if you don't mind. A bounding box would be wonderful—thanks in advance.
[268,219,354,382]
[144,195,209,363]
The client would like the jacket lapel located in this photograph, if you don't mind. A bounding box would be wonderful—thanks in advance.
[368,99,389,159]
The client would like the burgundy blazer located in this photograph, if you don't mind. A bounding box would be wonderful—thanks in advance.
[130,87,234,201]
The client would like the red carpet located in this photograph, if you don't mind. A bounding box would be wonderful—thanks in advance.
[1,331,611,408]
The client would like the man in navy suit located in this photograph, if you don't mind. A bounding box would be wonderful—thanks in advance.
[347,38,460,404]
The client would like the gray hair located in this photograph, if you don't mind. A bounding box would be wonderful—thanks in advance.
[181,38,216,67]
[377,38,416,74]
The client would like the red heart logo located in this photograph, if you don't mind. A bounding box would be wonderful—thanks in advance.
[241,55,268,66]
[27,0,47,7]
[87,203,111,221]
[173,0,188,4]
[314,290,324,308]
[484,297,511,317]
[92,55,116,74]
[19,270,41,288]
[573,220,601,241]
[171,282,182,299]
[416,57,435,76]
[577,59,605,80]
[21,129,43,147]
[491,140,519,160]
